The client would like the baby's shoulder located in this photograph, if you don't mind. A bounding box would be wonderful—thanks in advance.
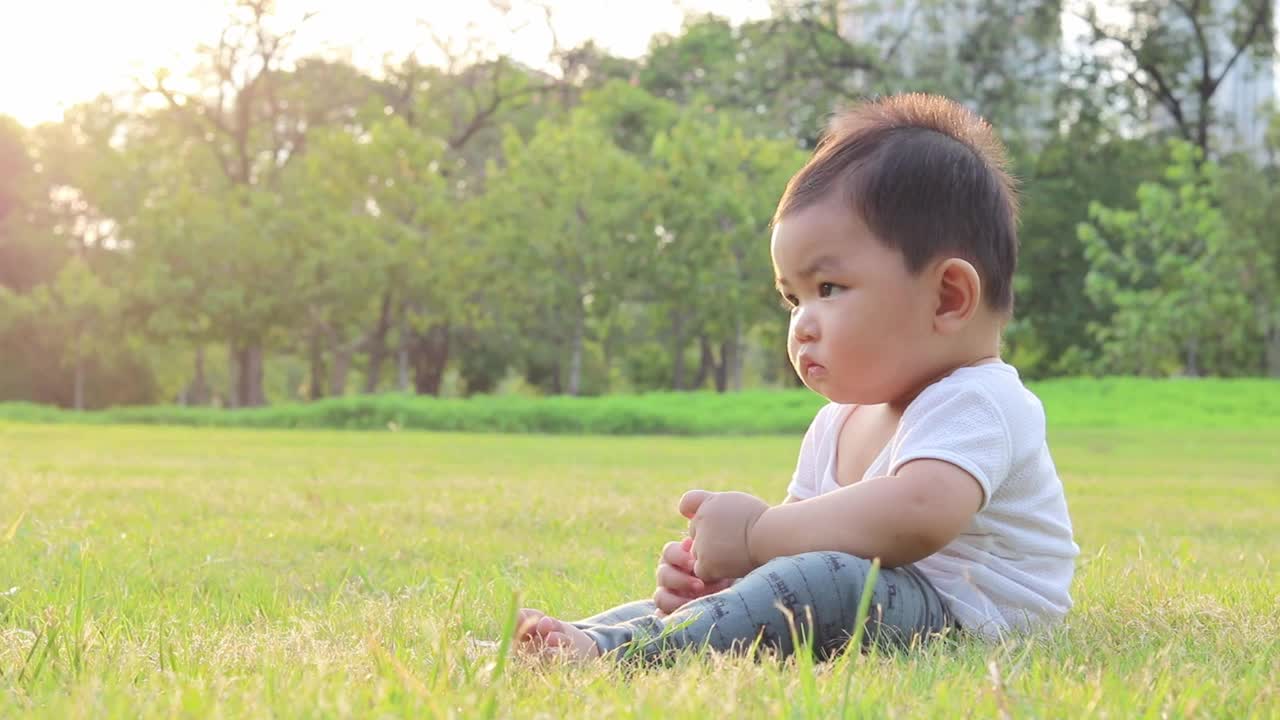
[804,401,848,431]
[909,363,1046,445]
[800,402,854,453]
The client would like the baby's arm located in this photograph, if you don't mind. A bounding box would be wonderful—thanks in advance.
[749,459,982,568]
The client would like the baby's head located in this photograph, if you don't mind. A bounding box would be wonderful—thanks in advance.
[771,93,1018,407]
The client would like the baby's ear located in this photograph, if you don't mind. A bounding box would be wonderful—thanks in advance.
[934,258,981,332]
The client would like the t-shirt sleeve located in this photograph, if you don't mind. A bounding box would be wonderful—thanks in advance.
[887,386,1013,511]
[786,406,828,500]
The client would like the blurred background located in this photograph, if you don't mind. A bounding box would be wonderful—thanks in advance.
[0,0,1276,411]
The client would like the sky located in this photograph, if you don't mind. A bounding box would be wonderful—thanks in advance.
[1,0,771,127]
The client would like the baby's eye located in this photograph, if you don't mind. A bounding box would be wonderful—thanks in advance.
[818,282,842,298]
[779,294,798,311]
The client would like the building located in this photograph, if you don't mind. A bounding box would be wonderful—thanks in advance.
[1210,35,1276,154]
[838,0,1063,143]
[841,0,1278,154]
[1138,0,1277,155]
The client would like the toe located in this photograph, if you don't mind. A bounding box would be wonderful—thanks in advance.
[515,609,546,640]
[535,616,563,636]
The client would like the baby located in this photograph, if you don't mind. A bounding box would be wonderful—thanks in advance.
[515,93,1079,663]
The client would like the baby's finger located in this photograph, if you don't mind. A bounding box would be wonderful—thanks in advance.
[703,577,735,594]
[661,540,695,573]
[693,557,720,583]
[652,587,692,616]
[656,563,704,596]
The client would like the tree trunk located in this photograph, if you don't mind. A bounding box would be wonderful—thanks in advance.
[329,342,353,397]
[187,346,210,406]
[237,344,266,406]
[364,292,393,393]
[694,334,714,389]
[308,333,326,400]
[1266,323,1280,378]
[227,344,240,409]
[1183,337,1201,378]
[715,339,730,393]
[397,341,410,392]
[600,320,615,394]
[236,347,251,406]
[397,310,411,391]
[249,346,266,405]
[1196,113,1210,159]
[729,314,744,391]
[73,357,85,411]
[410,322,450,396]
[669,311,686,391]
[567,305,585,396]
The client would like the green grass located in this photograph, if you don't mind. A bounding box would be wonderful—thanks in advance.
[1,376,1277,434]
[1,422,1277,717]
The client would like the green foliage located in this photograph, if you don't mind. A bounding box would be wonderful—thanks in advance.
[1079,141,1260,375]
[579,80,680,154]
[24,257,122,368]
[1218,141,1280,376]
[0,115,33,256]
[4,3,1280,409]
[644,108,807,389]
[1009,122,1170,378]
[641,11,871,143]
[279,114,468,397]
[484,105,651,394]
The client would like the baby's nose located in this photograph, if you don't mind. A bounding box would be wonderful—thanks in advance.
[792,311,819,342]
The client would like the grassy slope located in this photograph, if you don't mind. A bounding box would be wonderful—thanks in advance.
[1,422,1277,717]
[0,377,1277,434]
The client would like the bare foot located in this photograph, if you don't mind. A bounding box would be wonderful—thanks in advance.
[514,608,601,662]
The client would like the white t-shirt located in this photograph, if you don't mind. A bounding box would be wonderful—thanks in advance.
[785,362,1079,639]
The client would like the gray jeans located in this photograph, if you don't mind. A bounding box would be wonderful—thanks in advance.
[571,551,955,664]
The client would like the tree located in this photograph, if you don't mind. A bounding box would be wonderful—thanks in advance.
[374,50,556,395]
[1218,115,1280,376]
[0,115,60,293]
[287,115,476,396]
[1078,141,1258,375]
[0,116,31,255]
[0,283,25,364]
[1009,121,1170,376]
[647,109,806,391]
[23,257,123,409]
[1070,0,1275,156]
[485,107,649,395]
[138,1,374,405]
[865,0,1065,148]
[2,100,166,408]
[641,11,876,144]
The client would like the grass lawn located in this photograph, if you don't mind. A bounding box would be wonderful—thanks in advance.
[1,422,1277,717]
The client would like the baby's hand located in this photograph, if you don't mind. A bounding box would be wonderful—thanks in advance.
[653,537,733,616]
[679,490,770,582]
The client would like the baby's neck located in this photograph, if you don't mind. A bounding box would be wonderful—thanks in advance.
[888,323,1004,412]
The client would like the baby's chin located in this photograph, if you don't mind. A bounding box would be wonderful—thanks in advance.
[799,376,852,404]
[795,366,889,405]
[810,380,887,406]
[819,391,860,405]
